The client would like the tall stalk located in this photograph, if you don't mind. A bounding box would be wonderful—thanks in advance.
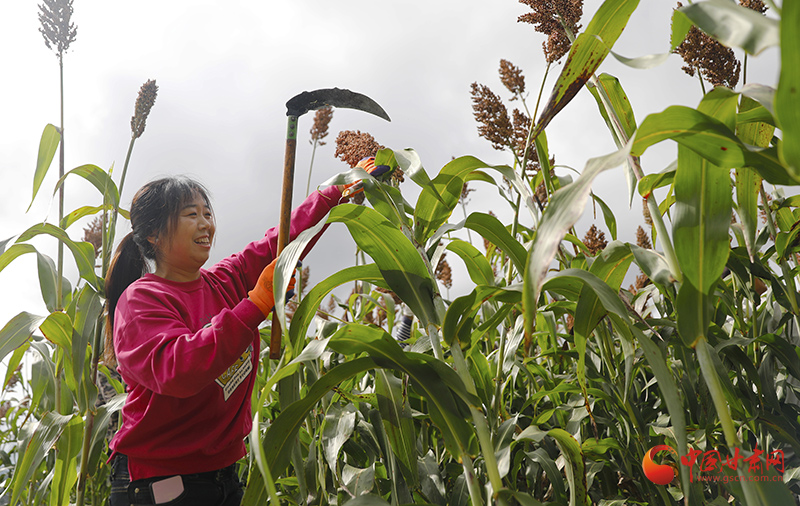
[507,62,551,286]
[106,80,158,271]
[76,79,158,506]
[39,0,77,434]
[38,0,76,313]
[57,59,65,313]
[305,106,333,197]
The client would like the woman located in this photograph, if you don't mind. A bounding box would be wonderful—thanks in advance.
[103,174,358,506]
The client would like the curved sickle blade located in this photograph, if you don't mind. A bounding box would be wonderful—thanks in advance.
[286,87,391,121]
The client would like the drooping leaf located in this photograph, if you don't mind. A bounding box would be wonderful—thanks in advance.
[0,312,45,363]
[53,164,120,209]
[272,216,329,337]
[741,83,776,117]
[525,449,567,504]
[634,104,797,184]
[87,393,127,473]
[342,464,376,497]
[587,73,637,141]
[255,337,332,413]
[245,411,280,506]
[70,286,103,410]
[444,285,522,348]
[464,212,527,275]
[29,124,61,212]
[637,162,676,198]
[494,416,518,478]
[16,223,101,291]
[328,204,438,327]
[417,452,446,505]
[678,0,779,55]
[0,243,37,276]
[288,264,385,355]
[630,245,674,289]
[608,50,671,70]
[524,146,630,335]
[414,156,530,245]
[535,131,553,192]
[392,148,431,188]
[534,0,641,137]
[28,342,57,413]
[446,239,494,286]
[633,106,745,167]
[4,343,29,390]
[60,204,111,230]
[757,334,800,381]
[364,182,413,229]
[547,429,591,506]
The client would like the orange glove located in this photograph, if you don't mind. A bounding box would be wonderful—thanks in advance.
[248,259,297,317]
[342,157,392,198]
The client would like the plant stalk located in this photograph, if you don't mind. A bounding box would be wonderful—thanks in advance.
[105,137,137,277]
[509,61,550,257]
[76,313,105,505]
[56,57,65,312]
[450,344,508,504]
[305,139,320,197]
[427,324,444,361]
[460,448,485,506]
[54,54,66,418]
[492,326,509,425]
[695,337,740,448]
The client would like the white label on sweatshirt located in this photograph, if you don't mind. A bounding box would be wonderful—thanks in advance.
[215,344,253,401]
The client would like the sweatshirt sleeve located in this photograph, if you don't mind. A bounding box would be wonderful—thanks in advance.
[114,289,265,398]
[207,185,342,298]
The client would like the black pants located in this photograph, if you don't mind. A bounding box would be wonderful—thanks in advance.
[108,454,243,506]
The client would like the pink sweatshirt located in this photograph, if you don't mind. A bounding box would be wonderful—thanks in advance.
[110,186,341,480]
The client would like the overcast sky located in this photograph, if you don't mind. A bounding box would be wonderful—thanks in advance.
[0,1,783,348]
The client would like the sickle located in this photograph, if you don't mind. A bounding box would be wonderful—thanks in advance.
[270,88,390,359]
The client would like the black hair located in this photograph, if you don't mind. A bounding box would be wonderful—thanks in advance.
[104,176,212,366]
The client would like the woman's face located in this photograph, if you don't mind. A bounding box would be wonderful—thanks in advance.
[151,192,215,282]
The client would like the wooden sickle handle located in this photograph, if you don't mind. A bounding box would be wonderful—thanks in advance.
[269,116,298,359]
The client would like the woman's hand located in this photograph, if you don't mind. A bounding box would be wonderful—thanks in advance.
[341,157,392,199]
[248,259,297,317]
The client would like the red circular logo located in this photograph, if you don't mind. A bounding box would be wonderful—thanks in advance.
[643,445,678,485]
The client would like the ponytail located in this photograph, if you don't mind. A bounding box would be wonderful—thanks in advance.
[104,232,147,367]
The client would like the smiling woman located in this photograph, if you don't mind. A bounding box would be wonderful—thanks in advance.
[101,175,345,506]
